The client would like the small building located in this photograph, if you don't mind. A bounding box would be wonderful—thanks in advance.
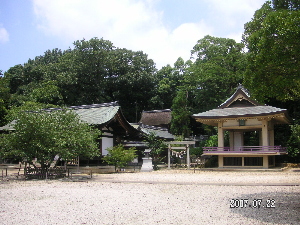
[192,85,291,169]
[137,109,175,140]
[124,109,175,151]
[139,109,172,130]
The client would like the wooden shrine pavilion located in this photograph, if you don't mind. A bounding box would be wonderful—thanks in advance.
[0,102,140,156]
[192,85,291,168]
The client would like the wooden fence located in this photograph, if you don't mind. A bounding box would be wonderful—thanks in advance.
[25,167,66,180]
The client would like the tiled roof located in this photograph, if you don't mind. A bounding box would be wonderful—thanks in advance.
[192,84,291,125]
[139,109,171,126]
[0,120,16,130]
[40,102,120,125]
[139,124,175,140]
[193,106,287,119]
[0,102,130,130]
[72,104,119,125]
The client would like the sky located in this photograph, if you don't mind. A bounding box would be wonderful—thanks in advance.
[0,0,267,73]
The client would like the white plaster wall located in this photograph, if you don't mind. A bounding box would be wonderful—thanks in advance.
[102,132,114,156]
[223,120,239,127]
[246,119,261,126]
[233,132,243,150]
[223,118,261,127]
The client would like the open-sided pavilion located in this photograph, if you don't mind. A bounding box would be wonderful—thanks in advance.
[192,85,291,169]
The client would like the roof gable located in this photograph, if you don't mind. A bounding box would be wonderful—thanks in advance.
[218,84,262,109]
[192,85,291,125]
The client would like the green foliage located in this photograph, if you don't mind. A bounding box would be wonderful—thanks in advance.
[0,109,101,168]
[29,81,63,105]
[102,144,137,171]
[150,57,192,110]
[243,1,300,102]
[104,48,157,121]
[272,0,300,10]
[287,125,300,162]
[5,101,58,123]
[189,147,203,157]
[0,99,8,127]
[170,89,191,137]
[4,38,157,122]
[144,132,167,169]
[0,77,10,126]
[204,132,230,147]
[186,35,246,113]
[205,135,218,147]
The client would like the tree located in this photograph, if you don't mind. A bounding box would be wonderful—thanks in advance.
[102,144,137,172]
[170,89,191,137]
[150,58,191,110]
[144,132,167,170]
[287,124,300,162]
[187,35,246,113]
[0,109,101,169]
[272,0,300,10]
[104,48,157,121]
[3,37,157,122]
[0,76,10,126]
[29,81,63,105]
[243,1,300,102]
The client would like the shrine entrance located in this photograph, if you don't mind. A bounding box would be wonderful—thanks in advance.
[166,141,195,169]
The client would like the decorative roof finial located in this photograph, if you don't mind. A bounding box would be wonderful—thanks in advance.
[237,83,243,90]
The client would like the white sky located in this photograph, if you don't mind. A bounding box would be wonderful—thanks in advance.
[0,0,266,72]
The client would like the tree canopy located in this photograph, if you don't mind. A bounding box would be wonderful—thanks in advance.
[185,35,246,113]
[3,38,157,122]
[243,1,300,102]
[0,109,101,168]
[170,89,191,137]
[144,132,167,169]
[272,0,300,10]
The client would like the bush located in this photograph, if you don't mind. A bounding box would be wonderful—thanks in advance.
[103,144,137,172]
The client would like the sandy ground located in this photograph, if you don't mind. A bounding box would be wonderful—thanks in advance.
[0,169,300,225]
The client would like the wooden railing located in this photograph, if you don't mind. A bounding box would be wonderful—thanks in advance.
[203,146,287,153]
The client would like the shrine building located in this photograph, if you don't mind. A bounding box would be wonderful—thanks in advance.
[192,85,291,168]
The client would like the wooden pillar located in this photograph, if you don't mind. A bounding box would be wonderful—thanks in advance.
[263,155,269,169]
[218,121,224,147]
[218,156,223,168]
[262,120,269,146]
[229,131,234,150]
[269,122,274,146]
[168,144,171,169]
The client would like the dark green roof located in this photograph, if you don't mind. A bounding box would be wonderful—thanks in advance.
[0,102,132,131]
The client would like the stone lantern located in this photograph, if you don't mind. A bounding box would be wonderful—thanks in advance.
[140,149,153,172]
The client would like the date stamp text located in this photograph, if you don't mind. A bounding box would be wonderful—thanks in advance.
[230,199,275,208]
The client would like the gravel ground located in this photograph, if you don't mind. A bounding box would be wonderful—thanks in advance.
[0,169,299,225]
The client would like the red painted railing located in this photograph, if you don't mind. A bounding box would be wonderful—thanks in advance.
[203,146,287,153]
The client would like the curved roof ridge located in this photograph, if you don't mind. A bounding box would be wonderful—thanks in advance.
[218,84,262,109]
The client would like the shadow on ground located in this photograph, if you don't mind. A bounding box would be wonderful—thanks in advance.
[230,192,300,224]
